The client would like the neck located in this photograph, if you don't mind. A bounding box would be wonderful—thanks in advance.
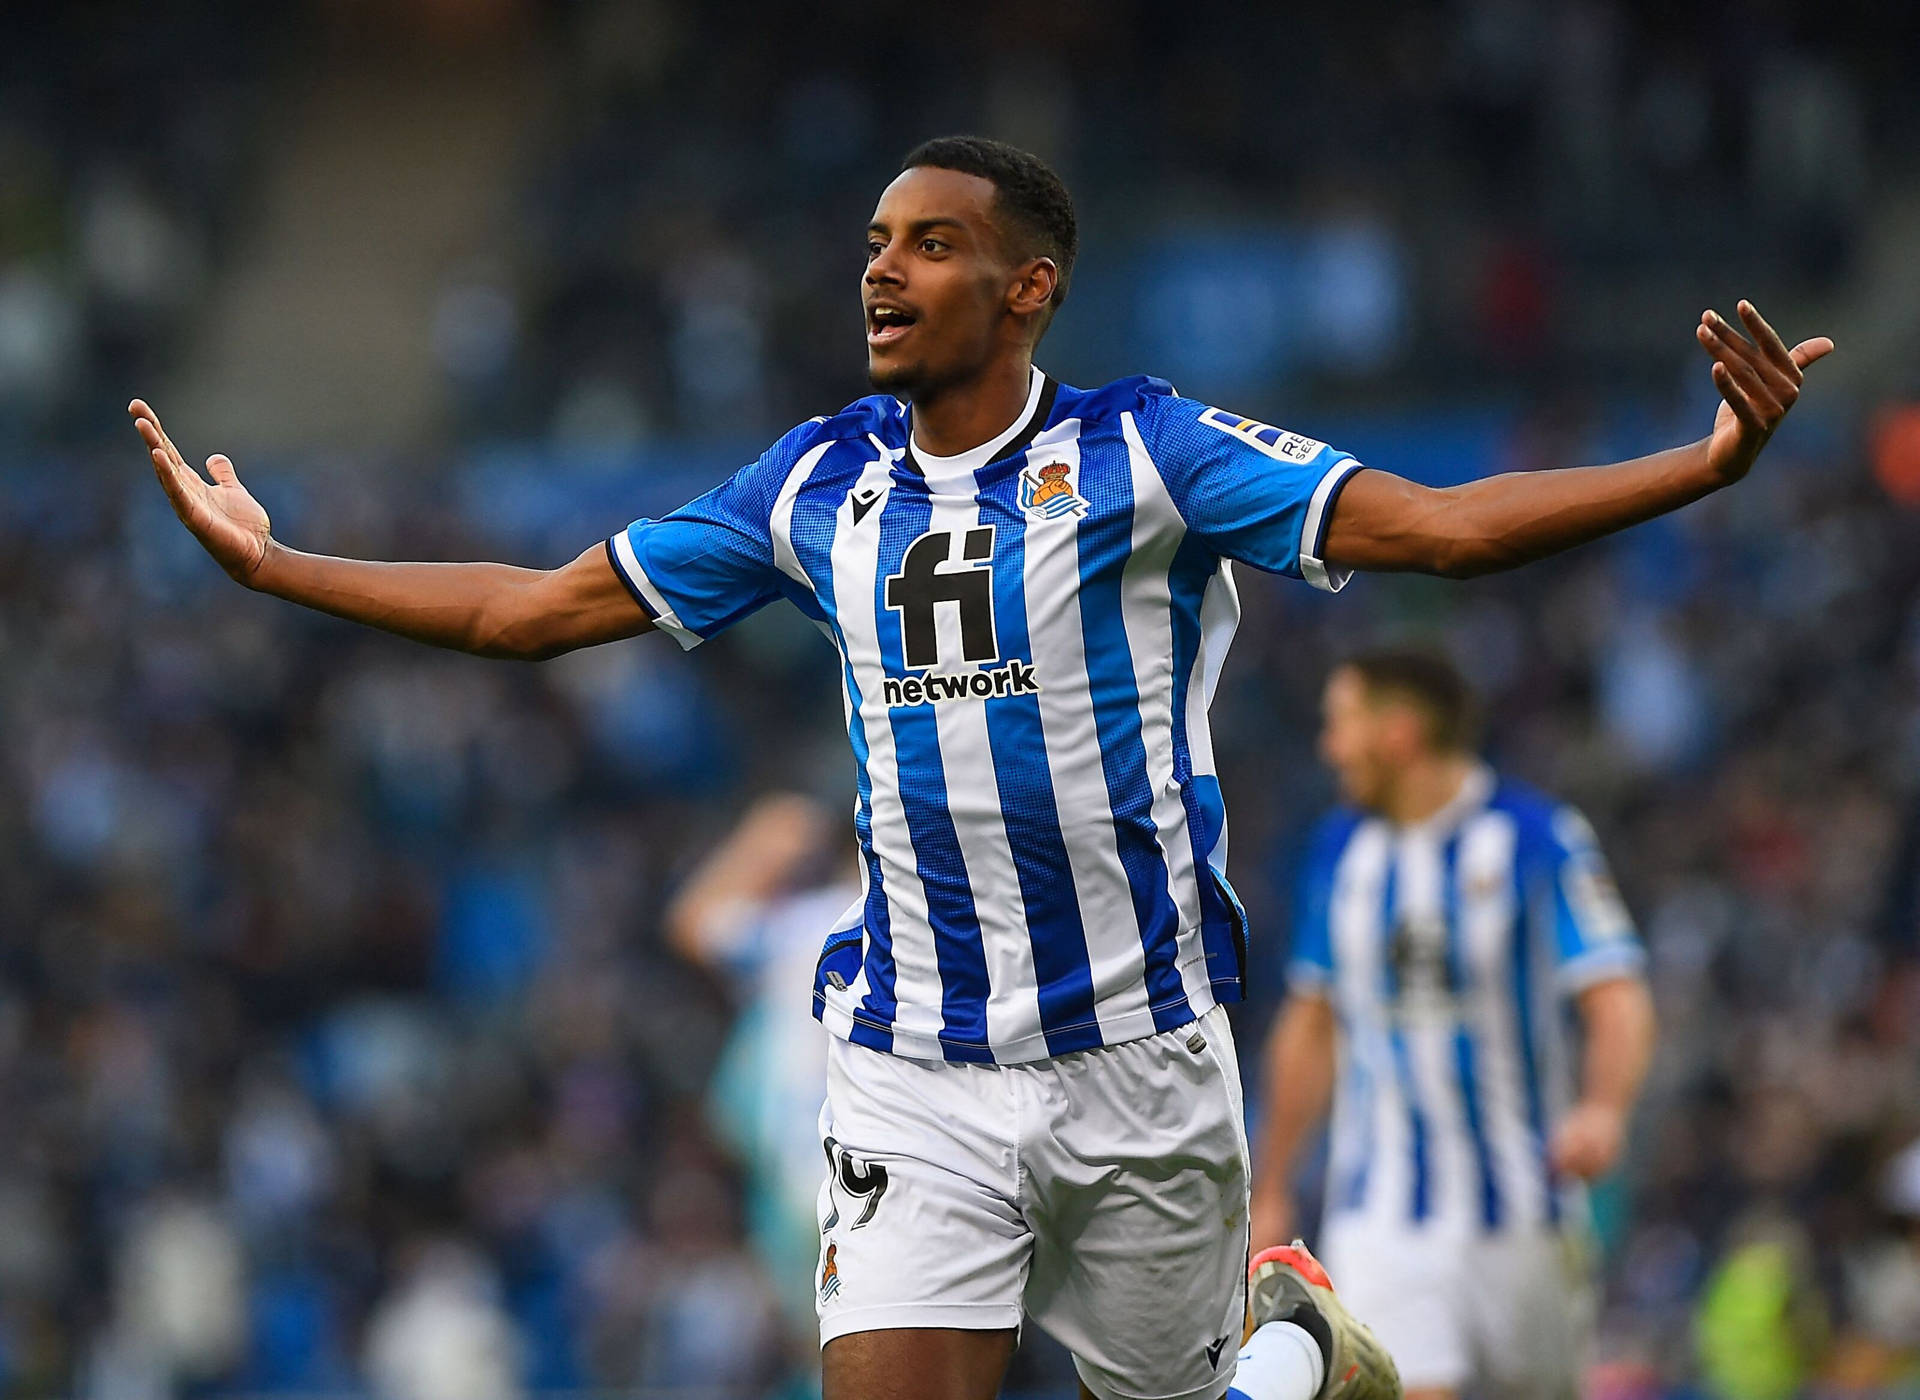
[1381,752,1476,826]
[909,354,1035,458]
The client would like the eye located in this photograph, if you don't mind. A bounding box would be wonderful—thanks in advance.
[919,238,946,254]
[866,239,884,259]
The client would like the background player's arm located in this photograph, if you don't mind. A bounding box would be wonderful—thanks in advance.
[1323,302,1834,579]
[1550,975,1656,1180]
[132,399,650,659]
[1249,991,1338,1250]
[665,793,832,972]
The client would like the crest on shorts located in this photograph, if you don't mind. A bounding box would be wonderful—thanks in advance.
[1020,460,1087,521]
[819,1243,841,1301]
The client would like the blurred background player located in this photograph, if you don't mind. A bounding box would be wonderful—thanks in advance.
[665,792,857,1397]
[1250,651,1657,1400]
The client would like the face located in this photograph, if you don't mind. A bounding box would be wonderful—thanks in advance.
[1318,667,1422,810]
[863,165,1053,398]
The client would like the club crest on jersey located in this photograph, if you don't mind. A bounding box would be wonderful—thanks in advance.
[1020,460,1087,521]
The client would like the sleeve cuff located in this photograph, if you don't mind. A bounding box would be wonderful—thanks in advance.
[1556,942,1647,994]
[1299,457,1363,593]
[606,530,704,651]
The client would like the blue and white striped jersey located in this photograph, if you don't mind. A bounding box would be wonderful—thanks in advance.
[1289,767,1645,1234]
[609,366,1362,1064]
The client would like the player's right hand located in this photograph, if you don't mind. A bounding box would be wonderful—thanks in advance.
[1548,1100,1626,1180]
[130,399,274,584]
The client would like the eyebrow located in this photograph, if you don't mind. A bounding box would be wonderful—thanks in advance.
[867,216,970,238]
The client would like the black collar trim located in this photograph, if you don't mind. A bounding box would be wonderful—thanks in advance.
[901,375,1059,478]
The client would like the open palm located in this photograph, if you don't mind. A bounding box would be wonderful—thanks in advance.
[1696,301,1834,483]
[129,399,273,582]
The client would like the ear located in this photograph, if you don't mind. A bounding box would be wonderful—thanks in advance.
[1006,257,1059,321]
[1379,705,1427,762]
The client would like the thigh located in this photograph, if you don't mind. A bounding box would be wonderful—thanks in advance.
[1023,1007,1251,1400]
[1319,1216,1471,1394]
[816,1037,1029,1346]
[1466,1230,1591,1400]
[822,1327,1017,1400]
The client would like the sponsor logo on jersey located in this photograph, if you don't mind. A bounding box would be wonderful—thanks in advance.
[1198,406,1327,464]
[881,525,1042,705]
[1020,459,1088,520]
[881,662,1042,708]
[1205,1334,1231,1369]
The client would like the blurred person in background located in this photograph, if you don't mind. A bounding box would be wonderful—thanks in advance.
[1251,651,1656,1400]
[667,791,859,1397]
[364,1239,522,1400]
[128,120,1830,1400]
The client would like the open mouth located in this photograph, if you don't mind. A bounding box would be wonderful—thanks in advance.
[866,303,917,348]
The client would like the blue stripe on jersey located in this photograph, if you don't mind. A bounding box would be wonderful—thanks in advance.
[1442,833,1502,1229]
[786,451,895,1053]
[1166,538,1244,994]
[1513,854,1558,1223]
[872,488,996,1062]
[1073,431,1193,1031]
[975,471,1101,1055]
[1381,852,1431,1222]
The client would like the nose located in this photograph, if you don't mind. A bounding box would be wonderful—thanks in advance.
[865,239,905,290]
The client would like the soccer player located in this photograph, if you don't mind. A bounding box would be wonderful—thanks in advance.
[131,135,1827,1400]
[1249,652,1658,1400]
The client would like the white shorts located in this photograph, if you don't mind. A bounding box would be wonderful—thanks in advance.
[815,1006,1251,1400]
[1320,1216,1594,1398]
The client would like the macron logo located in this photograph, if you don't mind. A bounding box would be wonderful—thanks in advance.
[882,661,1041,708]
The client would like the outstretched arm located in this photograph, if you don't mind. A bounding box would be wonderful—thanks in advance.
[131,400,651,660]
[1322,302,1835,579]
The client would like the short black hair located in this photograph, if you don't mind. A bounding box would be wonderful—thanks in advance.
[1340,649,1479,753]
[901,135,1078,317]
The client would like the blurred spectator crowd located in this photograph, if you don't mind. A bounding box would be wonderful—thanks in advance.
[0,4,289,444]
[4,1,1917,446]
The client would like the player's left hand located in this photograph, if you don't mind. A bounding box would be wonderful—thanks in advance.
[1696,300,1833,484]
[1549,1100,1626,1180]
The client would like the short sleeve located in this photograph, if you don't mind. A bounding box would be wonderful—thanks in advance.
[1541,806,1645,993]
[605,425,819,649]
[1139,395,1365,591]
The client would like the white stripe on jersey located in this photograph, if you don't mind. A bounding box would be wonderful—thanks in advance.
[829,447,944,1047]
[1121,412,1213,1016]
[1185,562,1241,868]
[1392,828,1479,1231]
[770,441,835,586]
[1326,821,1403,1231]
[1457,809,1547,1229]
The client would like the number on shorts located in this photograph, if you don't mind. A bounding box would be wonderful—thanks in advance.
[823,1135,890,1229]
